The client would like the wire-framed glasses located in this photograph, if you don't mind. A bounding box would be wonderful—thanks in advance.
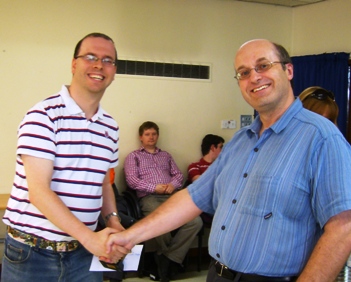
[75,54,117,67]
[234,61,286,80]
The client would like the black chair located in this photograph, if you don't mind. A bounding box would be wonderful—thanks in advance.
[122,188,206,273]
[98,184,138,282]
[183,179,211,272]
[122,189,143,221]
[122,189,160,279]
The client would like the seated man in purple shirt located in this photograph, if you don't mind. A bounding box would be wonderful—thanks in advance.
[124,121,203,282]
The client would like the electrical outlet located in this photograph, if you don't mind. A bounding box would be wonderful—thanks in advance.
[221,120,229,129]
[221,120,236,129]
[228,120,236,129]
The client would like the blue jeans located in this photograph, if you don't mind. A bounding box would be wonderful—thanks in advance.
[1,233,103,282]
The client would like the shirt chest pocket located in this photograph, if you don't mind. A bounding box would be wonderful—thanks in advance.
[238,175,310,220]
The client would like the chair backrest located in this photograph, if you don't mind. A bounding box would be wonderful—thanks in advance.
[122,188,144,220]
[182,179,192,189]
[111,184,137,228]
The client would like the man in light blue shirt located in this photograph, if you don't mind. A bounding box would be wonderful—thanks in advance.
[107,39,351,282]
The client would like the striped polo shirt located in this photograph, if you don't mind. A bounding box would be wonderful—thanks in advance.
[3,85,119,241]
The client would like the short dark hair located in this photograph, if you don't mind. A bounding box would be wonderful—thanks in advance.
[139,121,159,136]
[201,134,225,156]
[272,42,292,70]
[73,32,118,62]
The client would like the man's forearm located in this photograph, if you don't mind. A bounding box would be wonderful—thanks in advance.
[101,175,125,231]
[29,185,94,239]
[298,210,351,281]
[122,189,202,248]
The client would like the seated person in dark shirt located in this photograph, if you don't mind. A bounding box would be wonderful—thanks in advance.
[187,134,224,226]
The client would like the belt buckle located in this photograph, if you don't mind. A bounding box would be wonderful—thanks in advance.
[56,242,70,252]
[216,261,227,277]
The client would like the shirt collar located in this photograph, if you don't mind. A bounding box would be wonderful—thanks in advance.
[247,98,303,137]
[139,146,161,153]
[60,85,104,121]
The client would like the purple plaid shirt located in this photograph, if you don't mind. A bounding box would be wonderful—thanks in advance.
[124,146,184,198]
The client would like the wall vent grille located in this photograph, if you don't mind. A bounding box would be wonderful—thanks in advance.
[116,59,210,80]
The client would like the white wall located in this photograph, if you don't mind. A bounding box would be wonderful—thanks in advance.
[2,0,347,194]
[292,0,351,55]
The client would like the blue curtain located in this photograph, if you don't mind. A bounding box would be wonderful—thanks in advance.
[291,52,349,137]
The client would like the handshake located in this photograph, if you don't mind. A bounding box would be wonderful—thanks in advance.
[94,224,137,265]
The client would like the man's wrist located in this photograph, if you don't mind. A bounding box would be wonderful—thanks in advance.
[104,212,121,224]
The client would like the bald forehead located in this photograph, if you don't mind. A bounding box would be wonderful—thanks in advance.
[236,39,274,58]
[240,39,272,48]
[234,39,276,68]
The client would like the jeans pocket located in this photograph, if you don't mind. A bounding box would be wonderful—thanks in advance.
[4,239,31,263]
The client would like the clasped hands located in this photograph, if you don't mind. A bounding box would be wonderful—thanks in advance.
[87,225,130,264]
[155,183,176,194]
[98,228,135,264]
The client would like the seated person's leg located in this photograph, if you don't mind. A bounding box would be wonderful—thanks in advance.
[140,195,173,250]
[140,195,172,281]
[164,215,203,264]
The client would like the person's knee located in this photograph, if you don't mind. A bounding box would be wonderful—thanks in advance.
[187,216,203,232]
[195,216,204,231]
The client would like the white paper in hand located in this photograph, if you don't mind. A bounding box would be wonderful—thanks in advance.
[89,244,143,272]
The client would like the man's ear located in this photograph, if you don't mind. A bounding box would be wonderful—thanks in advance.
[286,63,294,80]
[71,58,77,75]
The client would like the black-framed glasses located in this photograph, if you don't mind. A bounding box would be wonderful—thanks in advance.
[234,61,286,80]
[75,54,117,67]
[305,89,335,101]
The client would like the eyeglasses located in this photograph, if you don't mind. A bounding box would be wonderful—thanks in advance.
[75,54,117,67]
[304,89,335,101]
[234,61,286,80]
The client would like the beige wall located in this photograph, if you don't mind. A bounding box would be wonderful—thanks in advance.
[292,0,351,55]
[0,0,348,194]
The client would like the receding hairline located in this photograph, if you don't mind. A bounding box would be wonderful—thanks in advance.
[234,39,289,69]
[235,39,275,59]
[239,39,272,49]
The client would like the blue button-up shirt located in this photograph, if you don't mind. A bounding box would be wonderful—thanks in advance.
[188,99,351,276]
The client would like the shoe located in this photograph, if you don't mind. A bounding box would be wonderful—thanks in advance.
[168,260,184,280]
[154,253,170,282]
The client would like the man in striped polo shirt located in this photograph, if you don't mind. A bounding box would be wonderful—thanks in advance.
[2,33,128,282]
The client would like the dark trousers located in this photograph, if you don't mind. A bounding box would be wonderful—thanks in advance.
[207,260,234,282]
[206,259,298,282]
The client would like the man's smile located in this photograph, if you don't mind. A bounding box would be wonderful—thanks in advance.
[252,84,269,93]
[88,74,104,81]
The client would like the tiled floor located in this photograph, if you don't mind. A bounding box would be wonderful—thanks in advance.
[123,270,208,281]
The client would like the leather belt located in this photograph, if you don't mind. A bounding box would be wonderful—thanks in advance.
[214,260,297,282]
[7,226,80,252]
